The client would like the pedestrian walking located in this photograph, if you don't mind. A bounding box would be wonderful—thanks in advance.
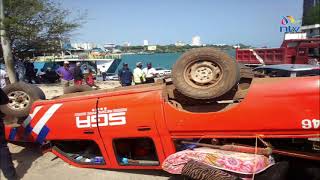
[133,62,146,85]
[0,88,18,180]
[56,61,74,87]
[73,62,84,85]
[142,62,157,83]
[118,63,133,86]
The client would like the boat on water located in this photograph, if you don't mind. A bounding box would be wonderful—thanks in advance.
[33,49,122,75]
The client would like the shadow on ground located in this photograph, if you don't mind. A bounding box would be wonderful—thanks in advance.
[10,143,42,179]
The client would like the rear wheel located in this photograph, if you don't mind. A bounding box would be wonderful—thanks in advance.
[0,82,45,118]
[172,48,240,100]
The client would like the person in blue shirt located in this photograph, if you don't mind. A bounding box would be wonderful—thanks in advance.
[118,63,133,86]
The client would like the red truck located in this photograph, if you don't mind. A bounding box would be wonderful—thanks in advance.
[1,48,319,179]
[236,37,320,66]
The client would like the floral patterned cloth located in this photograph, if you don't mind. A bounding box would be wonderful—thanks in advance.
[162,147,274,175]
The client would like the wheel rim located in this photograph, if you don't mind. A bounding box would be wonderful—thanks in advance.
[7,91,30,111]
[184,60,223,89]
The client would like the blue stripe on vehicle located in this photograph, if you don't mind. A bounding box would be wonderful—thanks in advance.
[36,126,50,144]
[9,128,18,141]
[24,124,33,136]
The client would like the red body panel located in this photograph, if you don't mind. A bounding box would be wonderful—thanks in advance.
[4,76,320,170]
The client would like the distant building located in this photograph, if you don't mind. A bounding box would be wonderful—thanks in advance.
[233,44,240,49]
[191,36,201,46]
[212,43,226,46]
[104,43,116,51]
[123,42,131,47]
[143,40,149,46]
[147,45,157,51]
[71,42,97,50]
[175,41,186,46]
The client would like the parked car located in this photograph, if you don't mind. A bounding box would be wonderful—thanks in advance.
[105,73,119,81]
[253,64,320,77]
[155,67,171,77]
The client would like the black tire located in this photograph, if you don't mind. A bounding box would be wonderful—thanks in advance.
[63,85,93,94]
[0,82,45,117]
[172,48,240,100]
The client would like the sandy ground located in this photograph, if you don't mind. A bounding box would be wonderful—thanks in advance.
[1,81,175,180]
[0,144,172,180]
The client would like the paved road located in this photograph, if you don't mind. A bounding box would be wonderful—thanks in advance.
[1,143,174,180]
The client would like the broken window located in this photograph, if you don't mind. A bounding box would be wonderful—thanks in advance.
[113,138,159,166]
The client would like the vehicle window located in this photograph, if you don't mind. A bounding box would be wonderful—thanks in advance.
[308,48,320,57]
[296,69,320,77]
[287,42,299,47]
[265,69,290,77]
[53,140,106,165]
[113,138,159,166]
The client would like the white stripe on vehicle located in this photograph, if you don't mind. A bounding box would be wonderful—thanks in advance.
[32,104,62,134]
[22,106,43,127]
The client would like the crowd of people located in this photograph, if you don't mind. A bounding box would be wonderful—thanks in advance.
[1,60,160,89]
[118,62,158,86]
[55,61,98,88]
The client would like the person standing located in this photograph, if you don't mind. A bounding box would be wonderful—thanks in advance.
[118,63,133,86]
[85,69,98,88]
[133,62,146,85]
[142,62,157,83]
[0,68,8,88]
[25,61,36,84]
[56,61,74,87]
[100,65,107,81]
[82,64,89,79]
[73,62,83,85]
[0,88,18,180]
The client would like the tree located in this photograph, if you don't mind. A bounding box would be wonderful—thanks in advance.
[1,0,85,83]
[303,4,320,25]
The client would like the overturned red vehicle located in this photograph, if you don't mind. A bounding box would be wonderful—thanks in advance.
[2,48,320,179]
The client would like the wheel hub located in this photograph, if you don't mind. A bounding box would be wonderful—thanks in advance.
[187,61,222,86]
[7,91,30,110]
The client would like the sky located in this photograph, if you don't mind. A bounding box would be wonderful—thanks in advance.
[61,0,303,47]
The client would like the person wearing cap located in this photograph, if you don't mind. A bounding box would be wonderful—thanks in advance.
[73,62,84,85]
[142,62,157,83]
[133,62,146,85]
[118,63,133,86]
[56,61,74,87]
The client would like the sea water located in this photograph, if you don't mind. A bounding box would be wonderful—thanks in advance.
[118,49,235,71]
[32,49,235,73]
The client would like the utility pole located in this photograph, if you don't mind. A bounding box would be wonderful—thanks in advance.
[0,0,17,83]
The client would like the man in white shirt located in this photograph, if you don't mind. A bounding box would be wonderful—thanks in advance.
[142,62,157,83]
[133,62,146,85]
[0,68,8,88]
